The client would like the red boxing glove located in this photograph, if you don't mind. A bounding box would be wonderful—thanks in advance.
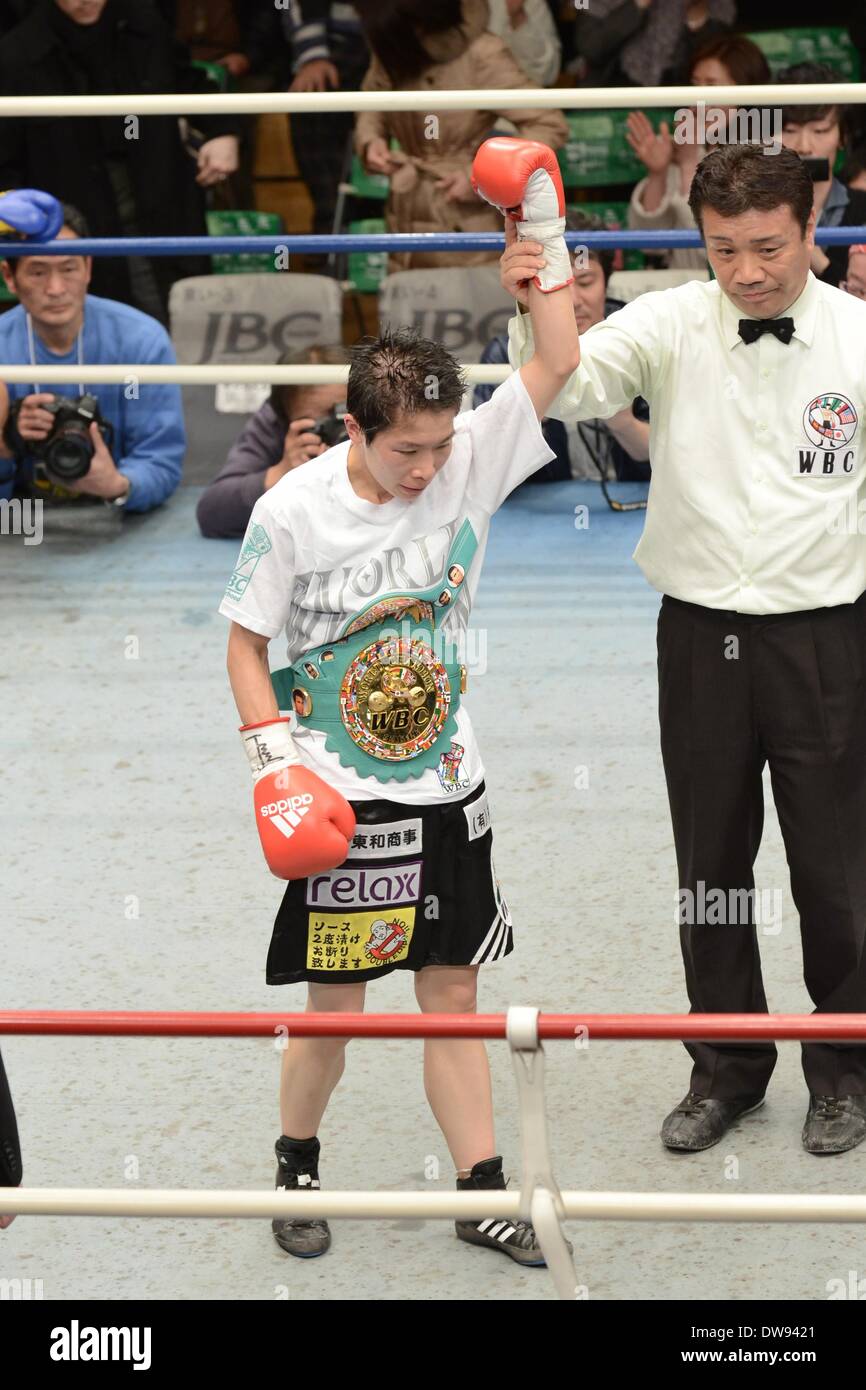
[471,136,572,293]
[240,717,356,879]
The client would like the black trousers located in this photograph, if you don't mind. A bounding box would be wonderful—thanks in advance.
[658,591,866,1098]
[0,1046,21,1188]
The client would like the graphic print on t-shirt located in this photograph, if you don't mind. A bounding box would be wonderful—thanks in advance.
[287,516,472,656]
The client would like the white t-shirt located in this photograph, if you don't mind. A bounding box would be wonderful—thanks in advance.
[219,369,554,804]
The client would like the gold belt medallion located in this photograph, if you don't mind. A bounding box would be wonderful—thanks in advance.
[339,636,451,762]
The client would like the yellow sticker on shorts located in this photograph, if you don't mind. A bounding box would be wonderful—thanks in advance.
[306,908,416,972]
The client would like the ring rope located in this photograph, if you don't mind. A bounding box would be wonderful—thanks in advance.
[2,227,863,257]
[0,82,862,118]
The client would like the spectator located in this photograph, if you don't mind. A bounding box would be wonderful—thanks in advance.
[626,34,771,271]
[0,0,241,323]
[197,345,352,539]
[574,0,736,89]
[778,62,866,289]
[165,1,277,76]
[161,1,287,210]
[486,0,562,87]
[475,212,650,483]
[0,0,25,34]
[841,244,866,301]
[279,3,370,246]
[0,1047,21,1231]
[840,146,866,193]
[353,0,568,271]
[0,203,185,513]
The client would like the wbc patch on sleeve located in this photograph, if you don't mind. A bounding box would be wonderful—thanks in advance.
[224,522,272,602]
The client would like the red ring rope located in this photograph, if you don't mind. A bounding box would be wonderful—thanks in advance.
[1,1010,865,1039]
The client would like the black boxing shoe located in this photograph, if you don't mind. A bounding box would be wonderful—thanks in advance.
[802,1095,866,1154]
[455,1156,571,1267]
[272,1135,331,1258]
[661,1091,766,1152]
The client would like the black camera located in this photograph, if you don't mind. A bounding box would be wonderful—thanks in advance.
[5,393,114,482]
[312,404,349,448]
[802,157,831,183]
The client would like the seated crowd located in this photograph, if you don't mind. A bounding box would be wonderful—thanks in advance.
[0,0,863,535]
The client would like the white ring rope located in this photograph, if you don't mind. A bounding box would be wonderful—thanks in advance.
[0,364,511,385]
[5,1189,866,1221]
[0,83,861,118]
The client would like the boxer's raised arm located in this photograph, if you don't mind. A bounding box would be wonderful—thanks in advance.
[471,138,580,420]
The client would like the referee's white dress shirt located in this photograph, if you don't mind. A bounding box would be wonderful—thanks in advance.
[508,272,866,614]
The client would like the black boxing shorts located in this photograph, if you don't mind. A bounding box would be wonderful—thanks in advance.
[265,781,513,985]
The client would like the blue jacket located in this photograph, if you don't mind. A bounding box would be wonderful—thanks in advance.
[0,293,185,512]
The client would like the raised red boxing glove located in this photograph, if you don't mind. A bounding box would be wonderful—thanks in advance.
[471,136,572,293]
[240,717,355,879]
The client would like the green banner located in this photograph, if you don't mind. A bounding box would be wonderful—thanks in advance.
[349,154,391,201]
[206,210,284,274]
[558,109,678,188]
[747,27,859,80]
[348,218,388,292]
[570,201,644,271]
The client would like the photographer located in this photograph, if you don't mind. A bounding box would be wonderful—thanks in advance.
[0,203,184,512]
[196,345,352,539]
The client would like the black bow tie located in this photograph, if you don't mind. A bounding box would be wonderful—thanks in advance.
[738,316,795,345]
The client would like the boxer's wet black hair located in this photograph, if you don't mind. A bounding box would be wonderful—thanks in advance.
[688,143,813,235]
[347,327,467,444]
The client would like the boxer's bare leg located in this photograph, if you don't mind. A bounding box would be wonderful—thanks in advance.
[414,964,496,1171]
[279,981,366,1137]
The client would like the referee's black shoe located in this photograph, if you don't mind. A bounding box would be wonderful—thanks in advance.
[802,1095,866,1154]
[272,1135,331,1258]
[661,1091,766,1152]
[455,1156,571,1266]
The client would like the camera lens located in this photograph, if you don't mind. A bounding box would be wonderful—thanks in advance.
[45,421,93,480]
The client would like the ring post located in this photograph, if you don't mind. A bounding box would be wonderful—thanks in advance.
[505,1004,576,1299]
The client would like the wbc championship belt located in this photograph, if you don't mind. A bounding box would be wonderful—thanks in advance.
[270,520,478,782]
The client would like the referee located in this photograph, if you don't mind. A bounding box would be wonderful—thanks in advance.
[1,1047,21,1228]
[503,143,866,1154]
